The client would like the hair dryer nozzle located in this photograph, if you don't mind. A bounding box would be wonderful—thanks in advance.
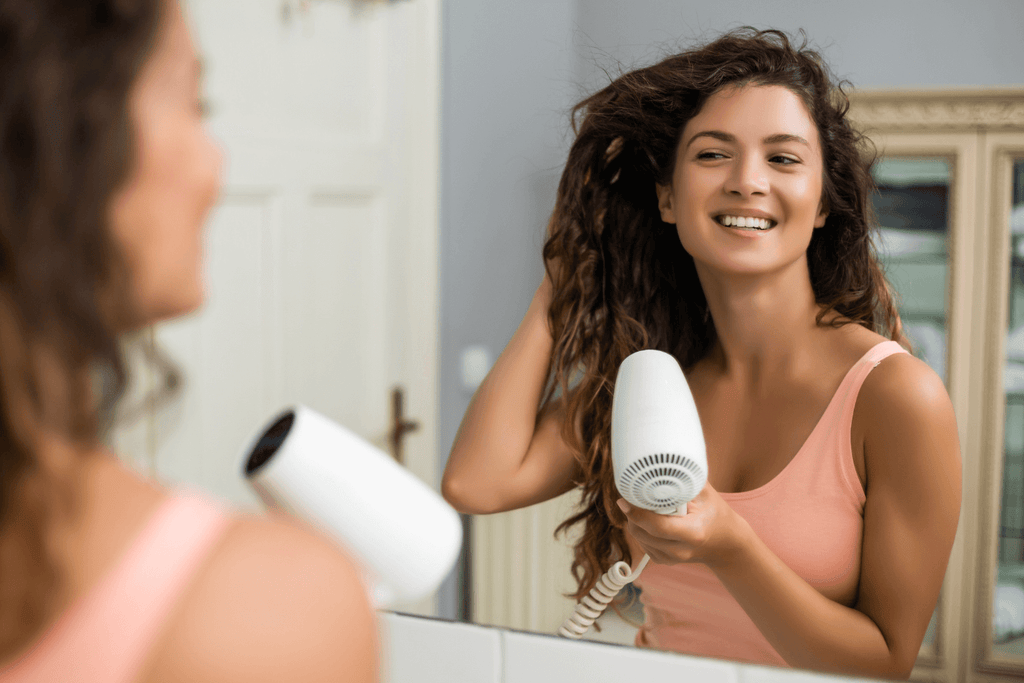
[241,405,462,609]
[611,350,708,514]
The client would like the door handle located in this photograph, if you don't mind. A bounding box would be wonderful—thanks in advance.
[389,386,420,465]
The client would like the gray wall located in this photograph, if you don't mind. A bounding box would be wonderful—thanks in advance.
[572,0,1024,92]
[436,0,578,618]
[436,0,1024,619]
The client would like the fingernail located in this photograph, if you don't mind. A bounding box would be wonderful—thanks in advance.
[617,499,630,513]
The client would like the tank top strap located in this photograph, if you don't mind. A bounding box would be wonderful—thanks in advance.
[834,340,911,425]
[826,340,911,504]
[1,489,233,683]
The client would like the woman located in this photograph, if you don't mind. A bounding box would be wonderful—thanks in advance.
[0,1,377,681]
[443,28,961,679]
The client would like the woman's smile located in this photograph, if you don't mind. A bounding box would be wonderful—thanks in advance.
[712,211,778,232]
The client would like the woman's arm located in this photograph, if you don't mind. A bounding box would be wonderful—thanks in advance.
[441,275,581,515]
[621,353,962,679]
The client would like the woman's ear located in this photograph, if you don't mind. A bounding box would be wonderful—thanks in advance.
[656,183,677,224]
[814,196,829,228]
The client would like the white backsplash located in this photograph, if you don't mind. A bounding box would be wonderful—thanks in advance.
[379,611,891,683]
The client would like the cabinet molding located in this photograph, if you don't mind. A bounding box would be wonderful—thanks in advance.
[850,89,1024,131]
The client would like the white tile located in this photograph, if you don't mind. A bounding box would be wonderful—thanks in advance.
[378,612,501,683]
[738,662,889,683]
[579,610,641,647]
[504,629,741,683]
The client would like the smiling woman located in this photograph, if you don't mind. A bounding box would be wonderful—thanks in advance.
[442,27,962,680]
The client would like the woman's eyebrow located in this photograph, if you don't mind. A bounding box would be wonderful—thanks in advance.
[763,133,810,147]
[685,130,810,149]
[685,130,734,148]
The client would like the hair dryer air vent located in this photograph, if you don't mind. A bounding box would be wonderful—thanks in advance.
[618,452,706,513]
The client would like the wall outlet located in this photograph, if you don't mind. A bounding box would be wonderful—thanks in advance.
[461,346,492,392]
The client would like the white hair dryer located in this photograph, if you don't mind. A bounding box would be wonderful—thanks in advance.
[240,404,463,609]
[612,349,708,514]
[559,349,708,638]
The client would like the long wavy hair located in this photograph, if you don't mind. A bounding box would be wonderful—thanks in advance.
[543,28,910,603]
[0,0,181,658]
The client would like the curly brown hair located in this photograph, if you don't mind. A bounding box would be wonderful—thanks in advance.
[542,27,910,604]
[0,0,180,658]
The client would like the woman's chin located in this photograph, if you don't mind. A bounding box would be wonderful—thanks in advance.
[167,291,207,323]
[134,289,207,330]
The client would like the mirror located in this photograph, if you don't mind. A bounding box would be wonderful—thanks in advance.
[126,1,1021,681]
[991,158,1024,657]
[435,4,1022,679]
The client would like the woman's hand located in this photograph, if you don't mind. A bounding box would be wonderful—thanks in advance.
[617,482,749,570]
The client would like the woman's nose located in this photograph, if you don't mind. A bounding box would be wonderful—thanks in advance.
[724,156,769,197]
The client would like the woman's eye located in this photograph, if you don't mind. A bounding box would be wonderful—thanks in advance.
[697,151,726,160]
[770,155,798,165]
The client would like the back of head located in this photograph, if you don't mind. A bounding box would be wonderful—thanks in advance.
[0,0,165,657]
[544,28,906,602]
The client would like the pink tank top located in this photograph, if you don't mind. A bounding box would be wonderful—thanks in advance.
[0,491,232,683]
[634,340,909,666]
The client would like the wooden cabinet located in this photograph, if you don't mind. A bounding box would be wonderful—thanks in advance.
[849,88,1024,683]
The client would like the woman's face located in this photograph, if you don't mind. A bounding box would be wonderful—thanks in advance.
[656,84,827,279]
[108,0,223,329]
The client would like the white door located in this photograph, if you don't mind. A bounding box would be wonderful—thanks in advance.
[109,0,442,613]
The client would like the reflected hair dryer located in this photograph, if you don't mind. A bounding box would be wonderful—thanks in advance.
[240,405,463,609]
[612,349,708,515]
[559,349,708,638]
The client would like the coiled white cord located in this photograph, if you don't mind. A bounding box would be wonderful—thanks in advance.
[557,553,651,639]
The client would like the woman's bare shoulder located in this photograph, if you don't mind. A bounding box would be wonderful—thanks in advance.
[139,510,378,683]
[829,318,891,360]
[853,338,960,490]
[857,349,954,436]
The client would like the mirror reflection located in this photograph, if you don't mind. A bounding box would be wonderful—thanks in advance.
[443,27,962,681]
[437,6,1018,681]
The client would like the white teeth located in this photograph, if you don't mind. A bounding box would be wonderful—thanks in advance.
[718,215,772,230]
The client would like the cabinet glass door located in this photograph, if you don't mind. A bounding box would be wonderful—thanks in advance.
[871,156,952,650]
[992,159,1024,657]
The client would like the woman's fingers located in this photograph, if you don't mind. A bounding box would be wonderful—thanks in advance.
[618,499,696,542]
[617,485,738,565]
[626,520,687,564]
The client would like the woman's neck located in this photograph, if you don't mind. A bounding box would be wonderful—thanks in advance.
[696,261,830,385]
